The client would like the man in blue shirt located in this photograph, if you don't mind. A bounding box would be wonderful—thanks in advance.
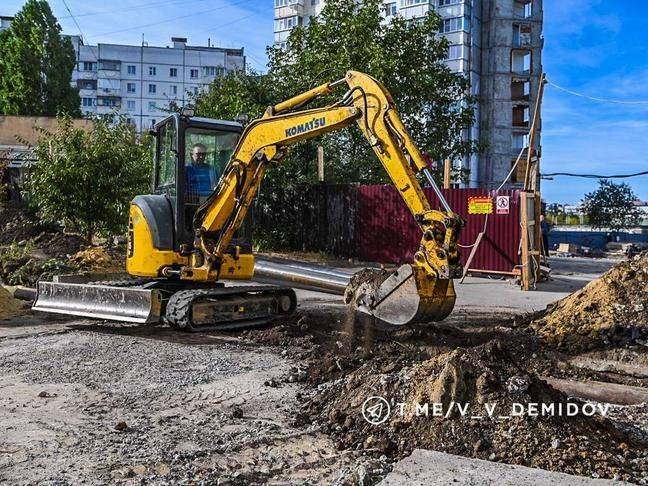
[186,143,218,199]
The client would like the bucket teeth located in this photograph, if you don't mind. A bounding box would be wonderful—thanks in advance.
[347,264,456,326]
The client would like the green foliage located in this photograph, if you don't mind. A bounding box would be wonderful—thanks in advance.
[582,180,641,231]
[0,0,80,116]
[194,0,477,187]
[23,114,153,240]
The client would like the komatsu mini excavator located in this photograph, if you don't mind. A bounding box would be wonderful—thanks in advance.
[33,71,463,331]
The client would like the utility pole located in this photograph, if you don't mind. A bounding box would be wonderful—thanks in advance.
[443,159,451,189]
[317,146,325,182]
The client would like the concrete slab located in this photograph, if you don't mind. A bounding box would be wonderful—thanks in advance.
[379,449,625,485]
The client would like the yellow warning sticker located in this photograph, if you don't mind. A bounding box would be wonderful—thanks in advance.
[468,196,493,215]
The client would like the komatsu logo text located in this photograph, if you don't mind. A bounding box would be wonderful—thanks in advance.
[285,117,326,137]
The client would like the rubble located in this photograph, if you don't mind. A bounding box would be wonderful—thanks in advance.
[531,252,648,351]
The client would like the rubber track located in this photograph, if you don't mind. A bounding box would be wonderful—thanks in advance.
[164,286,297,332]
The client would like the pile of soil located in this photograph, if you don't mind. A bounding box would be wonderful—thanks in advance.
[531,252,648,351]
[240,308,647,483]
[0,286,24,318]
[0,203,48,245]
[300,340,645,482]
[69,246,125,273]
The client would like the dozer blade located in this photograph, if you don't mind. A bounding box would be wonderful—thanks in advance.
[32,281,163,324]
[351,264,455,325]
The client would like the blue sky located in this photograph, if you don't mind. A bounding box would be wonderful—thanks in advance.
[3,0,647,204]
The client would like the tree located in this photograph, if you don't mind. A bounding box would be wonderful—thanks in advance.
[24,115,152,240]
[194,0,477,186]
[582,179,641,231]
[0,0,80,116]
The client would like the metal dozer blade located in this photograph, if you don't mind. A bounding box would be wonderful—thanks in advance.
[345,264,456,326]
[32,281,163,324]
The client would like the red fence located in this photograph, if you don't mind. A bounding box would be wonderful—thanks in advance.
[356,186,521,273]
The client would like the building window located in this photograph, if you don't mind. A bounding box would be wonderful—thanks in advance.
[82,61,97,71]
[515,0,532,19]
[400,0,426,7]
[77,79,97,90]
[512,132,529,150]
[149,66,157,76]
[81,97,95,107]
[99,60,120,71]
[274,0,288,6]
[127,65,136,75]
[171,85,178,95]
[190,69,198,78]
[440,16,469,33]
[447,45,465,60]
[170,67,178,77]
[127,100,136,111]
[150,119,156,128]
[311,0,320,5]
[512,105,530,127]
[274,15,302,31]
[127,82,136,93]
[148,101,157,111]
[193,87,199,95]
[513,24,532,47]
[126,117,133,125]
[511,79,530,100]
[511,50,532,74]
[148,83,156,94]
[384,2,397,16]
[439,0,461,5]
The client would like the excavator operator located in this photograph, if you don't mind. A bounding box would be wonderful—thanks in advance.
[186,143,218,198]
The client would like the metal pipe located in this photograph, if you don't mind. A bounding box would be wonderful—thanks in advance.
[422,167,453,213]
[256,257,353,279]
[254,259,350,295]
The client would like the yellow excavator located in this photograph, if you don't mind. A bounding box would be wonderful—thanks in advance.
[33,71,463,331]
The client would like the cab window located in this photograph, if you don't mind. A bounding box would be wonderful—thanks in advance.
[184,128,238,202]
[156,121,177,193]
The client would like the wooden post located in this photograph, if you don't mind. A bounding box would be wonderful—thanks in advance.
[520,191,531,291]
[443,159,451,189]
[317,146,324,182]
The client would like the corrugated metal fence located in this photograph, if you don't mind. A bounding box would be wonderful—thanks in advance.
[255,184,521,273]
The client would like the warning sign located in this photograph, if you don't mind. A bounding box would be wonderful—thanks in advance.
[496,195,510,215]
[468,196,493,215]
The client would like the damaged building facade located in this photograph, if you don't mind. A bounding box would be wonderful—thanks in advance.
[274,0,544,189]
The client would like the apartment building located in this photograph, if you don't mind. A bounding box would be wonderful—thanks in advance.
[0,16,13,32]
[70,36,245,132]
[273,0,543,189]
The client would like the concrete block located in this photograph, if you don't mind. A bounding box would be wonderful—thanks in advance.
[379,449,625,486]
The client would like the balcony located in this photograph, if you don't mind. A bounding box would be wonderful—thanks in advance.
[513,24,532,47]
[275,3,303,19]
[96,96,121,109]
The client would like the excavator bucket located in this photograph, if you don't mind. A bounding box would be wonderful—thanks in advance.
[347,264,455,325]
[32,281,163,324]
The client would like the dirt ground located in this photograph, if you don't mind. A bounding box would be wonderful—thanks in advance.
[1,256,647,484]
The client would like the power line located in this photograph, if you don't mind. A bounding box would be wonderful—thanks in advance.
[59,0,211,19]
[95,0,248,38]
[541,170,648,179]
[60,0,99,62]
[548,80,648,105]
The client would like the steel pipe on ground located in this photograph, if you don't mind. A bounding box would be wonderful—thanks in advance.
[254,259,351,295]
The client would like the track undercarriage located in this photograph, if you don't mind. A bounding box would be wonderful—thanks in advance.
[33,279,297,332]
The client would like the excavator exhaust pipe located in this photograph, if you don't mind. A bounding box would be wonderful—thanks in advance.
[345,264,455,325]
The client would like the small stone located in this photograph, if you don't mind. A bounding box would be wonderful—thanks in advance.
[231,407,244,419]
[115,421,128,431]
[551,438,560,449]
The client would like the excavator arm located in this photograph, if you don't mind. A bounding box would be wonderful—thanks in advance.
[189,71,464,324]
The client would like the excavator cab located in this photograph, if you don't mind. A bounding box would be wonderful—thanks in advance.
[151,112,242,248]
[125,113,255,280]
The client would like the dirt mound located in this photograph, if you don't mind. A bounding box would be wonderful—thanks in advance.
[0,286,24,319]
[69,246,125,273]
[300,339,645,482]
[38,233,87,259]
[531,253,648,351]
[0,203,47,244]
